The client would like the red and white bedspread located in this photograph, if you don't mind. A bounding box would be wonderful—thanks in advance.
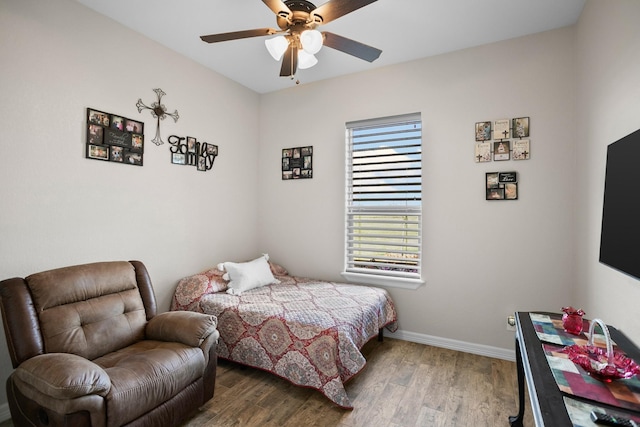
[172,273,397,408]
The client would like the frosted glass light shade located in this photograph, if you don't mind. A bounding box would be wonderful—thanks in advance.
[298,50,318,69]
[265,36,288,61]
[300,30,323,54]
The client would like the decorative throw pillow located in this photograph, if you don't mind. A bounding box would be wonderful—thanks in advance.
[171,274,212,311]
[268,261,288,277]
[200,267,228,292]
[223,254,280,295]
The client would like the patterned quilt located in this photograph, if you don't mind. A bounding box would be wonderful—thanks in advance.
[171,271,397,408]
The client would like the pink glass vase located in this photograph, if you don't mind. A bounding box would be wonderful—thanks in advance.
[562,306,585,335]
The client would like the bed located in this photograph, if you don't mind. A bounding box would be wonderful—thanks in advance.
[170,256,397,409]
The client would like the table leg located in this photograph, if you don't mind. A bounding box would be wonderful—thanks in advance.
[509,336,525,427]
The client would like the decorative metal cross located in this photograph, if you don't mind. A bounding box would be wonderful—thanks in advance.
[136,88,179,146]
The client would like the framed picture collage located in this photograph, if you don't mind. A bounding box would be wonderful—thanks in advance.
[86,108,144,166]
[474,117,530,163]
[282,146,313,180]
[486,171,518,201]
[476,117,529,201]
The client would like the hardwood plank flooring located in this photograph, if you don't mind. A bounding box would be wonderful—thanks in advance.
[0,338,533,427]
[180,337,533,427]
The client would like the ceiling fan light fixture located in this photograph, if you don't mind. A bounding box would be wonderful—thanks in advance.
[300,29,323,54]
[200,0,382,79]
[297,50,318,69]
[265,35,289,61]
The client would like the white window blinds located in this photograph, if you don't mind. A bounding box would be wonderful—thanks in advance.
[345,113,422,281]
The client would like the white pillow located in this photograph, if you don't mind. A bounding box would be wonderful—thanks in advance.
[223,255,280,295]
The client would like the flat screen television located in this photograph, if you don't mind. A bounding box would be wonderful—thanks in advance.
[599,128,640,280]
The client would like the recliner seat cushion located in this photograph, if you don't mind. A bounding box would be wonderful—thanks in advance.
[93,340,206,427]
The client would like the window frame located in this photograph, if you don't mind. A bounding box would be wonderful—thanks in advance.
[342,113,424,290]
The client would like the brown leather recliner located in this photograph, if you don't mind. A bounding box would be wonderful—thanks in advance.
[0,260,218,427]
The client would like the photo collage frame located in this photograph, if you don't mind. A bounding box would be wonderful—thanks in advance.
[486,171,518,201]
[474,117,530,163]
[86,108,144,166]
[168,134,218,172]
[282,146,313,180]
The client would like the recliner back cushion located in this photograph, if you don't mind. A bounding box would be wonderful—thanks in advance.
[26,261,147,360]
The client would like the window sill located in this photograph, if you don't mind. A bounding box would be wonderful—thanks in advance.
[340,272,424,290]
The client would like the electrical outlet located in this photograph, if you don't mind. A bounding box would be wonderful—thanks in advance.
[507,315,516,331]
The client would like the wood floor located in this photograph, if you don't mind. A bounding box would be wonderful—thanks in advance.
[180,337,533,427]
[0,337,533,427]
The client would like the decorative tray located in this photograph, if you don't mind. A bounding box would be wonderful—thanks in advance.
[563,319,640,382]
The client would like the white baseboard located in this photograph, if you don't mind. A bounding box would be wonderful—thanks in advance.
[385,329,516,362]
[0,402,10,423]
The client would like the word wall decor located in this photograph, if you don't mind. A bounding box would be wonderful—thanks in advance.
[474,117,530,163]
[86,108,144,166]
[167,135,218,172]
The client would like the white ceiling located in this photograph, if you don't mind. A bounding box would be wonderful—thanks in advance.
[74,0,586,94]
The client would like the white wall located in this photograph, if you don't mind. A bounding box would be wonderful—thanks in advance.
[0,0,260,409]
[574,0,640,344]
[258,27,577,352]
[3,0,640,420]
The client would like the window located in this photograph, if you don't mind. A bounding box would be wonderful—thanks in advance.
[343,113,423,289]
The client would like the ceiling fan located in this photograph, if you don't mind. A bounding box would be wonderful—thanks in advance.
[200,0,382,78]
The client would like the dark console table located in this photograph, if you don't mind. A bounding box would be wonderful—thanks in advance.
[509,311,640,426]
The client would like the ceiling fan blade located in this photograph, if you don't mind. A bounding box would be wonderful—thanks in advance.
[200,28,278,43]
[312,0,378,24]
[322,32,382,62]
[280,44,298,77]
[262,0,292,17]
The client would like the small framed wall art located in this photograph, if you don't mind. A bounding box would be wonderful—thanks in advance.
[493,119,510,140]
[512,140,530,160]
[475,142,491,162]
[282,146,313,180]
[475,121,492,141]
[486,171,518,200]
[512,117,530,138]
[493,140,511,161]
[86,108,144,166]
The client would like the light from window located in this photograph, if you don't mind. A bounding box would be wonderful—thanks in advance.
[344,113,422,285]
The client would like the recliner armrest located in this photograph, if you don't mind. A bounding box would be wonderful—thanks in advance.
[146,311,217,347]
[14,353,110,399]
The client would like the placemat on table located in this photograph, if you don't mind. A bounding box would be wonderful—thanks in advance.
[544,343,640,413]
[564,396,640,427]
[530,313,614,347]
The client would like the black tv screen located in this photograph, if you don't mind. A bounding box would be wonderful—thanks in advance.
[599,128,640,280]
